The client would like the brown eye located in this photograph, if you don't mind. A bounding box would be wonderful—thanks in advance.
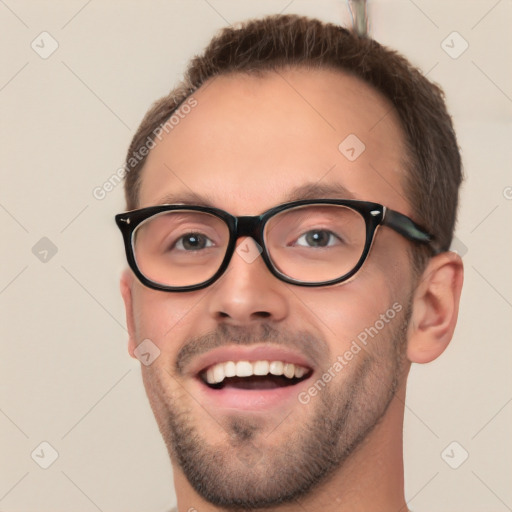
[174,233,213,251]
[295,230,339,247]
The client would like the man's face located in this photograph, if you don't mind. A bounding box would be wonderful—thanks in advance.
[123,68,417,507]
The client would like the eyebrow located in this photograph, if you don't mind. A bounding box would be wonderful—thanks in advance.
[154,181,356,208]
[283,182,356,202]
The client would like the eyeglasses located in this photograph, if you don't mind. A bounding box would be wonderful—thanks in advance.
[115,199,438,292]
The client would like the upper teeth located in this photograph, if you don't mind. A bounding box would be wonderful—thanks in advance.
[204,360,309,385]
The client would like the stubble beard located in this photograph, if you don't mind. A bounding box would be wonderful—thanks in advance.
[142,304,411,510]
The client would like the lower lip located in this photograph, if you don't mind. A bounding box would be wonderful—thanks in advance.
[194,376,313,411]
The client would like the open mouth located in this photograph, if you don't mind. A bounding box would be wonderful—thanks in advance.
[199,360,312,391]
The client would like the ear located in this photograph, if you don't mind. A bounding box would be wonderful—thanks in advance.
[120,269,137,359]
[407,251,464,363]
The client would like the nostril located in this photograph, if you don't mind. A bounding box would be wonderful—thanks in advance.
[253,311,271,319]
[216,311,270,320]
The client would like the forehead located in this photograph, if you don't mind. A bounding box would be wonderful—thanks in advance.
[138,67,411,215]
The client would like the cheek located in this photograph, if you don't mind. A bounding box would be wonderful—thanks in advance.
[132,286,207,353]
[301,282,392,343]
[297,257,408,350]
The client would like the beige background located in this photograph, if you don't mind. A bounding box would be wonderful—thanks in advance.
[1,1,511,511]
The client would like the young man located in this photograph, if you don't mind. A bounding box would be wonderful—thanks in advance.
[117,14,463,512]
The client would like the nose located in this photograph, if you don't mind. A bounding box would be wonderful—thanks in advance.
[207,237,289,324]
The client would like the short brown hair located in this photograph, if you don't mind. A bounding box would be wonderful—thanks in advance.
[124,14,462,262]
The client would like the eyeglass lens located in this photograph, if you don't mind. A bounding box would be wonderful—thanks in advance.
[132,205,367,287]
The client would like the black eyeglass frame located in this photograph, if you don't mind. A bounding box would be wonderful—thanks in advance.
[115,199,438,292]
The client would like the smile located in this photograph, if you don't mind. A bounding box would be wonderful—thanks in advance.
[202,360,311,388]
[190,345,315,410]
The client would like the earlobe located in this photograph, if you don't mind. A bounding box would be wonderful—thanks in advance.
[407,252,464,364]
[120,269,137,359]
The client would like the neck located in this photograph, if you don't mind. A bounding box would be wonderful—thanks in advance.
[173,384,408,512]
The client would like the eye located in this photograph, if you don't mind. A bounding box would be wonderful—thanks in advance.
[294,230,340,248]
[174,233,214,251]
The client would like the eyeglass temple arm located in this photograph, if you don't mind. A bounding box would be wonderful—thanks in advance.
[382,208,442,254]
